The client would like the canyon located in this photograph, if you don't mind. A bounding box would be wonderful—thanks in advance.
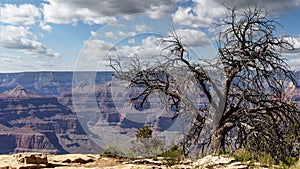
[0,71,299,154]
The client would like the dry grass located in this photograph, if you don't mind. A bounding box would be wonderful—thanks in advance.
[288,160,300,169]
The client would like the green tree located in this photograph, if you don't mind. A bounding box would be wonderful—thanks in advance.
[136,125,152,139]
[129,126,165,158]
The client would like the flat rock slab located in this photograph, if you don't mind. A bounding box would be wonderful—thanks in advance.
[49,154,100,164]
[0,153,286,169]
[14,153,48,164]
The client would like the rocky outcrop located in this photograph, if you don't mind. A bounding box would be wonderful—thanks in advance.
[58,81,176,135]
[15,153,48,164]
[0,153,289,169]
[285,82,300,102]
[1,71,300,156]
[0,86,102,154]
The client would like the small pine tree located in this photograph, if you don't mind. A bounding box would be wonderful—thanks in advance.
[129,125,165,158]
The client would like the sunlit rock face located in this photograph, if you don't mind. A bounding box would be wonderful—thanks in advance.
[1,71,299,154]
[0,86,102,154]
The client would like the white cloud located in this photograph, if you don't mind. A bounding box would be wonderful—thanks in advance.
[0,51,70,72]
[276,35,300,70]
[79,33,214,70]
[173,1,225,28]
[134,24,149,32]
[291,37,300,49]
[219,0,300,14]
[117,31,136,37]
[288,58,300,70]
[173,0,300,28]
[104,31,136,39]
[91,31,99,37]
[118,36,165,60]
[77,39,118,70]
[282,36,300,65]
[128,39,135,44]
[173,29,209,47]
[104,32,115,38]
[81,39,116,60]
[42,0,177,25]
[80,36,163,65]
[0,25,60,58]
[39,22,52,32]
[1,4,41,25]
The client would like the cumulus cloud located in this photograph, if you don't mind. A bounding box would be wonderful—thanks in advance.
[291,36,300,49]
[39,22,52,32]
[173,0,300,28]
[91,31,99,38]
[104,32,115,38]
[77,39,119,70]
[275,35,300,70]
[0,25,60,58]
[80,36,163,63]
[117,31,136,37]
[79,33,214,70]
[219,0,300,13]
[134,24,150,32]
[128,39,135,44]
[81,39,116,60]
[1,4,41,25]
[173,1,225,28]
[117,36,167,61]
[0,51,71,72]
[283,36,300,58]
[104,31,136,39]
[43,0,177,25]
[288,58,300,70]
[173,29,210,47]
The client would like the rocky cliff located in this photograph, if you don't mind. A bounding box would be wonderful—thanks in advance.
[57,80,181,152]
[1,71,300,155]
[58,81,176,132]
[0,86,102,154]
[1,153,293,169]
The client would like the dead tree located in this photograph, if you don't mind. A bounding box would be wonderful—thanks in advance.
[110,7,300,162]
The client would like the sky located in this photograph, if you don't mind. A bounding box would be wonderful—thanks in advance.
[0,0,300,72]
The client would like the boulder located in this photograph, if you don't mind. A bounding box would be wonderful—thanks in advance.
[14,153,48,164]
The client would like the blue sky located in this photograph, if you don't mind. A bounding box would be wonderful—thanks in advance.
[0,0,300,72]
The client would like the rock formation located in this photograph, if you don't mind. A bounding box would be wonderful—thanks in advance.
[1,71,300,155]
[58,80,176,133]
[0,86,102,154]
[0,153,289,169]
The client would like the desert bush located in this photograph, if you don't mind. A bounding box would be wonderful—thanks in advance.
[232,149,256,162]
[162,145,183,167]
[129,126,165,158]
[129,137,165,158]
[103,144,126,157]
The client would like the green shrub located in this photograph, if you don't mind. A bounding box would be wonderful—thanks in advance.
[257,152,275,166]
[103,144,126,157]
[162,147,183,167]
[284,156,298,166]
[288,161,300,169]
[136,125,152,139]
[232,149,256,162]
[129,137,165,158]
[129,125,167,158]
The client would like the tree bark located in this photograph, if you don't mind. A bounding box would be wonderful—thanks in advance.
[210,122,234,154]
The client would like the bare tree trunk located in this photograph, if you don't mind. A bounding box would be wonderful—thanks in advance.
[210,129,226,154]
[210,122,234,154]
